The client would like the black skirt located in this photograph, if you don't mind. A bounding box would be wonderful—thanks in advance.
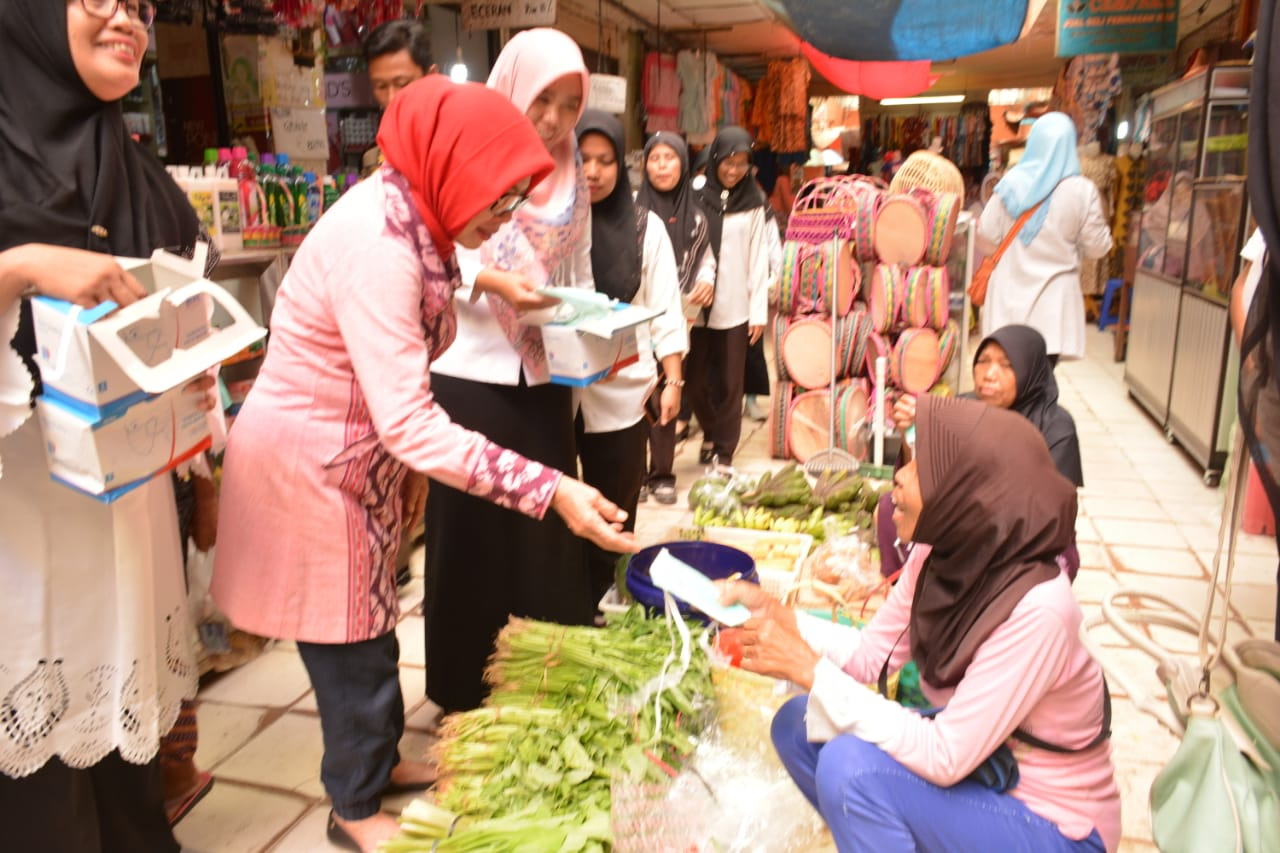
[423,374,592,713]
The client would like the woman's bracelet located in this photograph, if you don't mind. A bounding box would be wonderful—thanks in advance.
[664,378,685,387]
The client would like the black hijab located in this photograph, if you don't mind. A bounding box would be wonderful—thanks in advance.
[975,325,1084,487]
[697,126,769,257]
[1,0,199,390]
[909,396,1077,688]
[634,132,711,294]
[576,109,641,303]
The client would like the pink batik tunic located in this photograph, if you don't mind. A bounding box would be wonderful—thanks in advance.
[211,169,561,644]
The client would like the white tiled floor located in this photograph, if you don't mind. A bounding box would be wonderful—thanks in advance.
[175,326,1275,852]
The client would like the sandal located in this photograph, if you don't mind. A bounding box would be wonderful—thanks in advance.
[326,811,361,852]
[698,444,715,465]
[652,483,677,505]
[165,770,214,826]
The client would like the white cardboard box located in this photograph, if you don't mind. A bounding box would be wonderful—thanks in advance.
[31,247,264,417]
[37,387,213,502]
[537,292,662,387]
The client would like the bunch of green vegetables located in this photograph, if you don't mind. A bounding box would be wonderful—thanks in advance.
[384,800,611,853]
[383,607,714,852]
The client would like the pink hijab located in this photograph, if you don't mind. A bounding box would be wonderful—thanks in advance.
[486,28,590,215]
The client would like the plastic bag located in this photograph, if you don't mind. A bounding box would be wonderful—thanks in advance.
[798,530,881,607]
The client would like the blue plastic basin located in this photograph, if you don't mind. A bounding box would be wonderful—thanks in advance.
[625,540,758,621]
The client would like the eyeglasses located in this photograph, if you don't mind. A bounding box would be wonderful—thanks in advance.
[81,0,156,28]
[489,191,530,216]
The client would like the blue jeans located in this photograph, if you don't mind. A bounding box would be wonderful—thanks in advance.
[771,696,1106,853]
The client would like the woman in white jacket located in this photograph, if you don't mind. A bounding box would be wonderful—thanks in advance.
[978,113,1113,363]
[691,126,772,465]
[575,110,687,603]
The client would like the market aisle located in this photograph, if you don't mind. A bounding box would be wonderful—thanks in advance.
[174,326,1274,853]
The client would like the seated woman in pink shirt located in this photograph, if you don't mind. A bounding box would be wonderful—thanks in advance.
[211,77,635,853]
[720,395,1119,853]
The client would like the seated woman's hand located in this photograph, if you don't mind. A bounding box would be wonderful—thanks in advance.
[477,268,560,313]
[10,244,147,308]
[550,477,639,554]
[892,393,917,431]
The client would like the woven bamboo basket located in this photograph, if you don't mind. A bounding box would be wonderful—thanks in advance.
[889,150,965,198]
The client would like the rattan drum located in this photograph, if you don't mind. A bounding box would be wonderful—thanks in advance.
[872,193,930,265]
[863,330,891,382]
[827,240,860,316]
[770,380,796,459]
[780,317,836,391]
[869,264,902,333]
[905,266,949,330]
[937,319,960,377]
[891,327,942,393]
[889,150,965,198]
[773,314,792,382]
[924,190,961,266]
[787,385,867,463]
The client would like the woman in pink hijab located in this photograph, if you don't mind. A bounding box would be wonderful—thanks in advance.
[425,28,601,714]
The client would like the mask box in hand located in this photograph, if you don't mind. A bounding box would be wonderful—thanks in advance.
[30,245,264,418]
[537,291,663,387]
[36,385,213,502]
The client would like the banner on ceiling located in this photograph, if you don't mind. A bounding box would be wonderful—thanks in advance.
[462,0,556,31]
[1056,0,1178,57]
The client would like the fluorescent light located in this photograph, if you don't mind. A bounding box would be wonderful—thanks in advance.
[449,62,468,82]
[878,94,965,106]
[1116,120,1130,140]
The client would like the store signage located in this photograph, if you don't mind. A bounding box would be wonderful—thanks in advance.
[1057,0,1178,57]
[461,0,556,31]
[324,72,375,109]
[587,74,627,114]
[270,107,329,161]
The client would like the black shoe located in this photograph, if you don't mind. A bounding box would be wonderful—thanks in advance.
[652,483,677,505]
[674,422,690,442]
[395,564,411,588]
[698,444,715,465]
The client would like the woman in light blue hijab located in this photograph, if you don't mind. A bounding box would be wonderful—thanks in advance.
[977,112,1112,362]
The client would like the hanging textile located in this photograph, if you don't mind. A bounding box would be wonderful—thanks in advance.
[798,40,939,100]
[1053,53,1123,145]
[1109,152,1145,278]
[643,52,680,134]
[750,59,809,155]
[1078,149,1117,296]
[677,50,711,139]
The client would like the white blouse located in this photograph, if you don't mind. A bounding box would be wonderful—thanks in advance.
[977,175,1113,360]
[704,206,771,331]
[575,211,688,433]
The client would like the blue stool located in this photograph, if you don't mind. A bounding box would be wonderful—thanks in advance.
[1098,278,1123,331]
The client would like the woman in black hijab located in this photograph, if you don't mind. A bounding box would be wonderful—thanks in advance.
[970,325,1083,487]
[720,396,1117,852]
[688,126,771,466]
[881,325,1083,581]
[0,1,202,849]
[634,131,716,494]
[575,110,687,600]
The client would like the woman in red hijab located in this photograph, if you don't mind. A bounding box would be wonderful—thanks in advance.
[211,77,635,852]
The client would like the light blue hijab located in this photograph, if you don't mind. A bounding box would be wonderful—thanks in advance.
[993,112,1081,245]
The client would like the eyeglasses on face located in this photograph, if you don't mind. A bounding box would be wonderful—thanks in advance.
[489,190,530,216]
[81,0,156,28]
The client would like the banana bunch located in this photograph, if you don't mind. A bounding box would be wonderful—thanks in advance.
[811,468,864,512]
[769,506,825,537]
[692,505,741,528]
[738,506,776,531]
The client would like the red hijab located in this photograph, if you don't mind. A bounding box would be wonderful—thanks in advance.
[377,76,554,257]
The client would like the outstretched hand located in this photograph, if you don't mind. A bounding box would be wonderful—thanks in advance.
[10,244,146,309]
[551,477,639,554]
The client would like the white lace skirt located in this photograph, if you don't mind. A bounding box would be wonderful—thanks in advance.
[0,417,196,778]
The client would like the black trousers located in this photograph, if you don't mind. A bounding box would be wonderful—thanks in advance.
[578,418,648,605]
[744,335,770,397]
[687,323,749,464]
[296,630,404,820]
[0,751,178,853]
[424,374,591,713]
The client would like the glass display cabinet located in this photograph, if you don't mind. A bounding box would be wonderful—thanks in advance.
[1124,63,1250,486]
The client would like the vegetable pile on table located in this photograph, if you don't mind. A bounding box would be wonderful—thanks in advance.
[689,462,892,540]
[383,607,715,852]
